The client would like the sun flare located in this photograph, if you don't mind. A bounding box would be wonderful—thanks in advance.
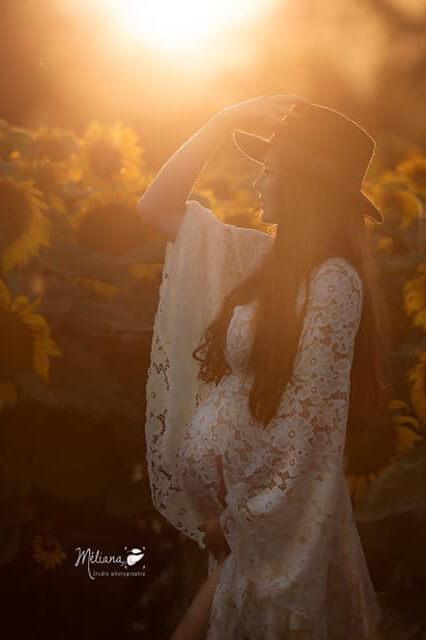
[101,0,276,52]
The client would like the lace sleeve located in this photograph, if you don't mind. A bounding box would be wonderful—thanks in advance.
[145,199,273,567]
[219,258,364,629]
[168,199,272,284]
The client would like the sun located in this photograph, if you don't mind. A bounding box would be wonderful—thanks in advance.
[101,0,276,53]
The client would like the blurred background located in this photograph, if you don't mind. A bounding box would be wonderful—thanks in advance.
[0,1,426,638]
[2,0,426,163]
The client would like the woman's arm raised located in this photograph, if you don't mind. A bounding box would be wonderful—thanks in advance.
[137,95,306,240]
[137,115,229,239]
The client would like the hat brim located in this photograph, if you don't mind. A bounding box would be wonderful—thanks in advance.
[232,129,384,224]
[357,192,384,224]
[233,129,268,165]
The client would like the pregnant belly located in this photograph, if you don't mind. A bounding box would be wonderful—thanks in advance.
[181,373,255,516]
[179,391,232,515]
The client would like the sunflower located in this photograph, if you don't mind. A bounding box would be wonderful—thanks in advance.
[404,267,426,331]
[32,125,78,164]
[128,262,163,282]
[70,190,149,256]
[376,235,395,255]
[0,119,33,160]
[31,126,80,203]
[0,278,62,385]
[8,125,78,213]
[0,177,51,274]
[71,276,119,299]
[396,155,426,196]
[369,182,423,230]
[71,121,145,188]
[32,534,67,570]
[345,414,417,503]
[406,350,426,423]
[9,153,68,215]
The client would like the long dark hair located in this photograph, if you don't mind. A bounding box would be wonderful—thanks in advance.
[192,166,394,438]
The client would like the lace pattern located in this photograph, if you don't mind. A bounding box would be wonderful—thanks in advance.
[144,200,383,638]
[144,199,272,564]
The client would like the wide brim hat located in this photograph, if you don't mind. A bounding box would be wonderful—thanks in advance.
[233,102,383,224]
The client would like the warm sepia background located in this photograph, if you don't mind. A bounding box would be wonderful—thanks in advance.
[1,1,425,638]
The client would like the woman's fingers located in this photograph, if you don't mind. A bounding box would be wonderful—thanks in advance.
[217,93,308,135]
[271,94,309,105]
[260,97,306,122]
[273,107,299,121]
[270,95,309,119]
[253,113,288,133]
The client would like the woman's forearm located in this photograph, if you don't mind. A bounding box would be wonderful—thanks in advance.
[138,113,229,221]
[170,558,226,640]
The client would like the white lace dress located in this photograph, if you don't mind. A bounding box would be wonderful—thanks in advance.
[144,199,383,640]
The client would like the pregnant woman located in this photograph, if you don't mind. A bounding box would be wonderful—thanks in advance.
[139,96,391,639]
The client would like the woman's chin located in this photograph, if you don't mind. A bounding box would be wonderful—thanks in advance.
[260,209,277,225]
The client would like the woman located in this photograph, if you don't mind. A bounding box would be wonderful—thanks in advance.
[139,96,392,639]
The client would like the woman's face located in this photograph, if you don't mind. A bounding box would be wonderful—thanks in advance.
[252,147,283,225]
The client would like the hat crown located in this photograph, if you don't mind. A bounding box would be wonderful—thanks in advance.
[272,103,376,187]
[232,101,383,223]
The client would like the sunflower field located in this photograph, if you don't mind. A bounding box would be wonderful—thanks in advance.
[0,117,426,638]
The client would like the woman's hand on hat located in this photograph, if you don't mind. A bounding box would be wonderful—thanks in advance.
[215,94,308,136]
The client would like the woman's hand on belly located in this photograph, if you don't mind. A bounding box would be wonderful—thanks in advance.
[198,514,231,562]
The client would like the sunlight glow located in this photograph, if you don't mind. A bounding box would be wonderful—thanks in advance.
[101,0,276,53]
